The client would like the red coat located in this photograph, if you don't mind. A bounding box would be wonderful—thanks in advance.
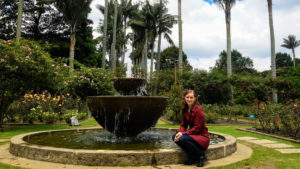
[177,105,210,150]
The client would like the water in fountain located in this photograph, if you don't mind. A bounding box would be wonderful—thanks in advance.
[87,77,168,137]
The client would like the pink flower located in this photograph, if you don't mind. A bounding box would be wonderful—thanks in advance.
[63,63,67,67]
[242,82,246,86]
[281,90,284,94]
[16,66,19,69]
[26,56,30,59]
[294,104,298,109]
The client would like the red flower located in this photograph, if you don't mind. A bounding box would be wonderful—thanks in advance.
[242,82,246,86]
[281,90,284,94]
[276,121,279,125]
[250,105,254,109]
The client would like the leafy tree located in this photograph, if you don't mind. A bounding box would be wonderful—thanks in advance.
[213,49,255,73]
[276,52,293,69]
[160,46,191,70]
[281,34,300,68]
[213,0,237,104]
[55,0,92,70]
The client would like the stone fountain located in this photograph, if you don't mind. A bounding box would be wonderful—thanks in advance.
[86,77,167,137]
[9,77,237,166]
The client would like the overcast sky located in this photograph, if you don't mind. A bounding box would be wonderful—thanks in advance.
[88,0,300,74]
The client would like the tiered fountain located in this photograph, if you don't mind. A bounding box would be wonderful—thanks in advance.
[87,77,167,137]
[9,77,237,166]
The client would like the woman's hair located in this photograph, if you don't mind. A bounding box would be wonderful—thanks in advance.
[179,89,200,121]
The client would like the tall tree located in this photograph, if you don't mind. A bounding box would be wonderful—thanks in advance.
[111,0,119,71]
[16,0,24,43]
[178,0,183,70]
[0,0,18,40]
[281,35,300,68]
[267,0,277,103]
[213,0,236,104]
[101,0,109,69]
[55,0,92,71]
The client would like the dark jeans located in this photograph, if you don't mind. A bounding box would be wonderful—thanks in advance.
[172,133,205,159]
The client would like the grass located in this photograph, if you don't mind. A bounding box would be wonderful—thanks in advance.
[0,118,300,169]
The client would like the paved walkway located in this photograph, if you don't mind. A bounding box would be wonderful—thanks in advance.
[0,143,252,169]
[237,136,300,154]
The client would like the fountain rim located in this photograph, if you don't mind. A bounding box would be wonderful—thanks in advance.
[10,127,235,153]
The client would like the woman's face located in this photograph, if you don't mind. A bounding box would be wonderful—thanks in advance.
[184,92,196,108]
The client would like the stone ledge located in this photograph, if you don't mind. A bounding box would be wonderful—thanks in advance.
[9,128,237,166]
[237,128,300,144]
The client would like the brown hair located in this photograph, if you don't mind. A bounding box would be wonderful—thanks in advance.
[180,89,200,121]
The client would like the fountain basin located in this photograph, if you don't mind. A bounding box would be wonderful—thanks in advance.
[9,128,237,166]
[87,96,168,137]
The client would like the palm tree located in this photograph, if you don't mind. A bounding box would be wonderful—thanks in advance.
[55,0,92,71]
[281,35,300,68]
[267,0,277,103]
[101,0,109,69]
[213,0,236,104]
[16,0,24,43]
[178,0,183,70]
[119,0,139,66]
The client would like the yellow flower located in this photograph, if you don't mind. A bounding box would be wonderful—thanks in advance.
[59,104,62,107]
[67,93,70,96]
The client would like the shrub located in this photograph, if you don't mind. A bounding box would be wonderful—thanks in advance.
[65,66,115,101]
[0,39,65,127]
[42,111,59,124]
[163,85,184,122]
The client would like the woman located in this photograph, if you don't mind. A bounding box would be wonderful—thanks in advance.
[172,90,210,167]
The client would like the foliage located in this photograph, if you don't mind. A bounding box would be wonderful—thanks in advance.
[213,49,256,73]
[159,46,191,70]
[201,104,219,123]
[276,52,293,68]
[62,109,87,125]
[163,85,184,122]
[0,39,65,127]
[65,66,115,101]
[253,101,300,139]
[231,74,270,104]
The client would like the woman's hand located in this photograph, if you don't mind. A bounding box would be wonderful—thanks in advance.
[174,132,183,142]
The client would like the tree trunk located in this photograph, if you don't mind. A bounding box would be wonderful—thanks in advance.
[267,0,277,103]
[122,18,127,66]
[292,48,296,68]
[225,11,233,104]
[178,0,183,70]
[16,0,24,43]
[69,26,76,71]
[111,0,118,71]
[142,29,148,79]
[150,40,155,85]
[102,0,109,69]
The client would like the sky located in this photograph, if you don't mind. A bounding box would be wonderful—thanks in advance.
[88,0,300,74]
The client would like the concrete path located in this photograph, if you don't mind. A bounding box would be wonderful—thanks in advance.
[0,143,252,169]
[237,136,300,154]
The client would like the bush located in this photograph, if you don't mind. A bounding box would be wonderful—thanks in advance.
[42,111,59,124]
[0,39,65,127]
[201,104,219,123]
[163,85,184,122]
[65,66,115,101]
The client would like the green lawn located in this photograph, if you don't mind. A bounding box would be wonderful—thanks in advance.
[0,118,299,169]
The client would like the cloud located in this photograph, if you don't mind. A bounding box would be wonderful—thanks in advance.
[88,0,300,74]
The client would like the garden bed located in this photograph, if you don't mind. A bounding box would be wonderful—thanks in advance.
[237,128,300,144]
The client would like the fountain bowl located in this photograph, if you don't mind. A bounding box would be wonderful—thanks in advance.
[9,127,237,166]
[87,96,168,137]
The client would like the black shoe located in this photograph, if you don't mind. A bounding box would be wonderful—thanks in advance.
[196,155,207,167]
